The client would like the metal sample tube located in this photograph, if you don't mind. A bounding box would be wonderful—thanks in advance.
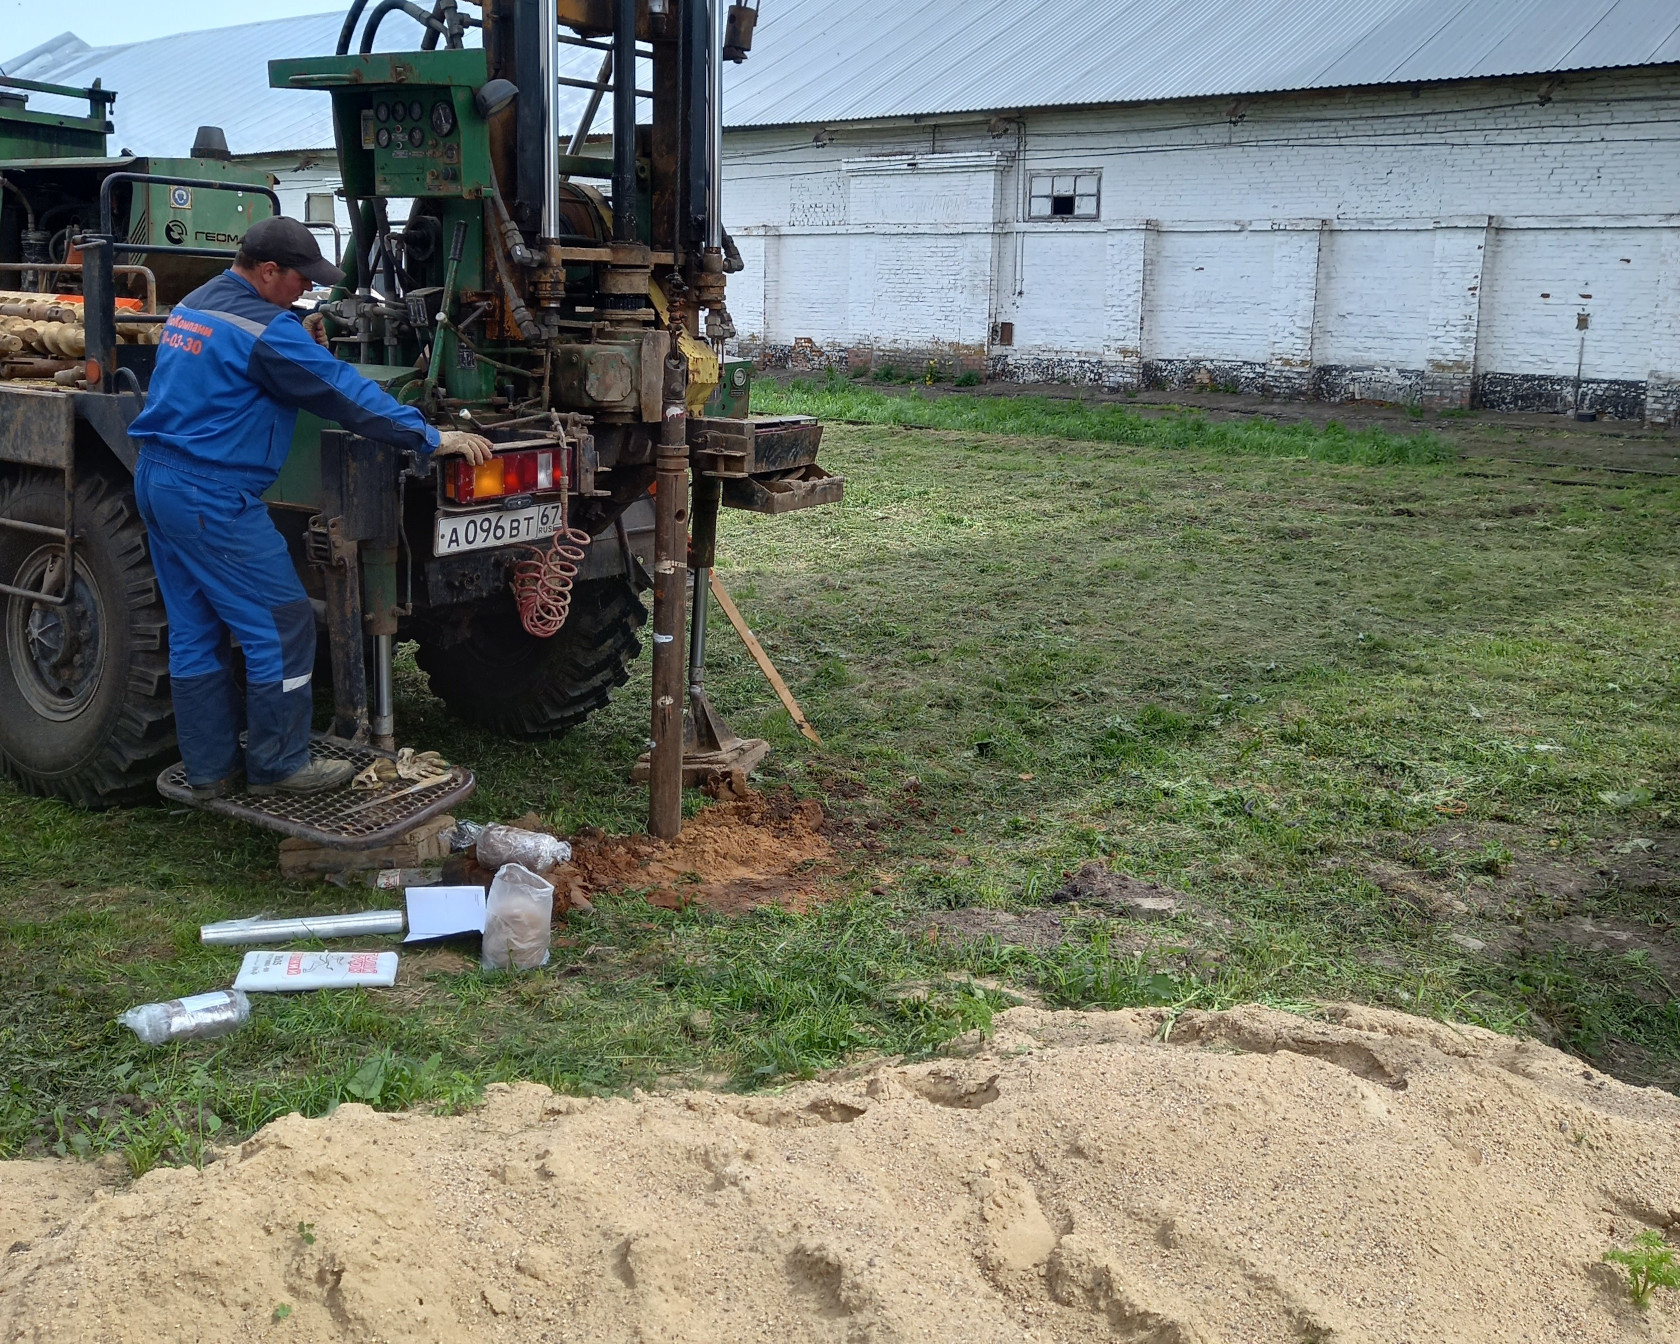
[200,910,405,946]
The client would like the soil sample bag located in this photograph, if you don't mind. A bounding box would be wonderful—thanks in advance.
[482,863,554,971]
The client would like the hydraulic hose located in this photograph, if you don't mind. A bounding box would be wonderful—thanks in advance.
[484,194,542,341]
[336,0,372,54]
[0,175,36,233]
[359,0,446,54]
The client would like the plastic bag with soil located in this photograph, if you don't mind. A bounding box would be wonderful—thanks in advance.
[482,862,554,971]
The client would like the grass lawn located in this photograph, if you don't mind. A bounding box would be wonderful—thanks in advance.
[3,389,1677,1171]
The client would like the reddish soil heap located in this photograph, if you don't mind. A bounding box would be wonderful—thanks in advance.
[557,791,834,913]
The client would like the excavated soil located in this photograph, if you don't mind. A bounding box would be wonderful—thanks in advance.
[4,1004,1678,1343]
[556,792,834,913]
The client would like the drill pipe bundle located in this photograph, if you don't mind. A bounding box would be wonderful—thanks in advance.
[0,291,165,358]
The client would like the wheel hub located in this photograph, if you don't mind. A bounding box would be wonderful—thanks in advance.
[7,550,104,721]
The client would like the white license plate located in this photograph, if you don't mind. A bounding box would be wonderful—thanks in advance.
[433,501,567,556]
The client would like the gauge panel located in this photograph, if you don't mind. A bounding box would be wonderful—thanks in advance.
[358,85,472,196]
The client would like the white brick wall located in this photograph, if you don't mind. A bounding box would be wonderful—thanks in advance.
[722,66,1680,418]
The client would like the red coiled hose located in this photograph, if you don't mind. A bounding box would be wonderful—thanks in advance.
[512,525,592,637]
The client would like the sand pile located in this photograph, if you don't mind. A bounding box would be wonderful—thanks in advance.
[3,1004,1678,1343]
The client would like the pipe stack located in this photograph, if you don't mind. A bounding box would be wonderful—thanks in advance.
[0,290,161,382]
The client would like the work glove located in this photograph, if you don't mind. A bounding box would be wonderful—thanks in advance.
[435,430,494,464]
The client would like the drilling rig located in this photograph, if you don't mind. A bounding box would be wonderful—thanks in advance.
[0,0,837,843]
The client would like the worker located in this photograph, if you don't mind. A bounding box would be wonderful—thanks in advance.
[128,215,493,799]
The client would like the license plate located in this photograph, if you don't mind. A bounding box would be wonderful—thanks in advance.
[433,501,566,556]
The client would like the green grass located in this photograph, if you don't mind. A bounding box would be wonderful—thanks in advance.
[756,373,1454,465]
[3,408,1678,1169]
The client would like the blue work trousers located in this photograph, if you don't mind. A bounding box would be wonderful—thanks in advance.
[134,452,316,788]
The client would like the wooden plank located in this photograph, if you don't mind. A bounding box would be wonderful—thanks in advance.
[709,573,823,746]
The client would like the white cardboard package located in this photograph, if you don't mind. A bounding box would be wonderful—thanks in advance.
[233,950,399,992]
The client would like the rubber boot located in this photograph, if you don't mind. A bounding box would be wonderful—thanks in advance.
[248,758,357,797]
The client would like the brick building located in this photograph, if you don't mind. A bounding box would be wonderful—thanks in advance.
[723,0,1680,420]
[8,1,1680,418]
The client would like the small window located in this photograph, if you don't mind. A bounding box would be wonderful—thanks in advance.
[304,192,337,225]
[1028,171,1099,220]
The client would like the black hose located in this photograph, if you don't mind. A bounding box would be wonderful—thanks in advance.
[0,174,36,232]
[359,0,444,54]
[336,0,372,55]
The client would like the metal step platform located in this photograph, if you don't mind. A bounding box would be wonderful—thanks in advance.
[157,735,475,850]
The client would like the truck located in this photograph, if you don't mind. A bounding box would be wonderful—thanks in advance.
[0,0,837,844]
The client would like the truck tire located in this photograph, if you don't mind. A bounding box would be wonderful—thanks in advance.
[0,468,176,806]
[414,576,646,737]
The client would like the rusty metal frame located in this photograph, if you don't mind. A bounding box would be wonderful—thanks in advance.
[0,262,158,310]
[98,173,282,260]
[0,443,75,606]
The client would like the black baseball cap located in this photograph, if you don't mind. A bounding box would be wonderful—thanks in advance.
[241,215,344,288]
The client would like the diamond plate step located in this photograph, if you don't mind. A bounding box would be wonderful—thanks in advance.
[156,735,475,850]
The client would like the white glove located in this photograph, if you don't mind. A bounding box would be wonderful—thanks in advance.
[435,430,494,464]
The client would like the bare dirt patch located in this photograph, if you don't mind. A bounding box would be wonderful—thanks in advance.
[3,1004,1676,1343]
[556,791,835,914]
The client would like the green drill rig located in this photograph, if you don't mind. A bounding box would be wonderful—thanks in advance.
[0,1,836,843]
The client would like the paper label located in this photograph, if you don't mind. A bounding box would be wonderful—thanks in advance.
[234,950,399,992]
[175,991,233,1013]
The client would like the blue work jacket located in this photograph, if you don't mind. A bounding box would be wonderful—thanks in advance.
[128,269,439,493]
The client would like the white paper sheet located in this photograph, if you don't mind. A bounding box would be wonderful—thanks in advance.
[404,885,487,942]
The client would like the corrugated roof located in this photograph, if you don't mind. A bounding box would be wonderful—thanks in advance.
[4,0,1677,154]
[722,0,1680,127]
[0,14,634,157]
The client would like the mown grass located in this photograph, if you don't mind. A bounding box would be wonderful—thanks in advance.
[755,372,1454,466]
[3,405,1677,1170]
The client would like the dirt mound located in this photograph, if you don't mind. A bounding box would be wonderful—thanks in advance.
[4,1004,1677,1343]
[1049,860,1184,918]
[559,791,833,913]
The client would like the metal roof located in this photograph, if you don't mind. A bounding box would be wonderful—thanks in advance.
[0,15,634,157]
[722,0,1680,127]
[4,0,1677,154]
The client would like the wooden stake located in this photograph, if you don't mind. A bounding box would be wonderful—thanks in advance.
[708,573,823,746]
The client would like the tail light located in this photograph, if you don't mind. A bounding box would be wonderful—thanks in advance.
[444,447,559,502]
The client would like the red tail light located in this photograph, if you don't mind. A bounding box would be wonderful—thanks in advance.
[444,448,560,502]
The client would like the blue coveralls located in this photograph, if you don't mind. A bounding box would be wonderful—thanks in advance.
[129,270,439,787]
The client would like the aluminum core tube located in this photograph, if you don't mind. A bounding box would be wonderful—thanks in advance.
[199,910,405,945]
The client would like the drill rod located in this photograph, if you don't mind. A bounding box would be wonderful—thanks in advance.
[648,350,690,837]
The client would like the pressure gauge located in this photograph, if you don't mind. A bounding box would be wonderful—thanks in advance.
[408,99,424,122]
[374,101,390,122]
[408,125,425,147]
[430,100,455,136]
[375,126,391,149]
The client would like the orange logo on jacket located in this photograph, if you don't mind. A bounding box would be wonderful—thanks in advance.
[162,313,215,356]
